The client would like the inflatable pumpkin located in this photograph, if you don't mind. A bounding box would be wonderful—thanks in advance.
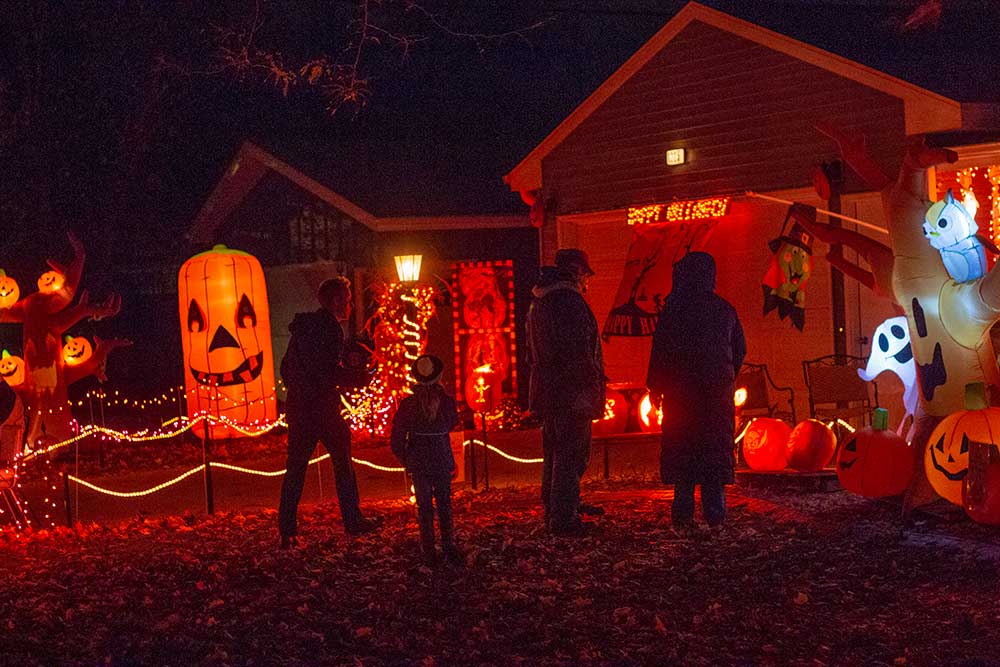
[926,383,1000,506]
[0,351,25,388]
[0,271,19,309]
[36,270,64,294]
[786,419,836,472]
[61,335,93,367]
[742,418,791,471]
[178,245,276,439]
[837,408,915,497]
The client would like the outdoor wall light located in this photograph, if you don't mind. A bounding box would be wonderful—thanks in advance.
[394,254,422,283]
[665,148,686,166]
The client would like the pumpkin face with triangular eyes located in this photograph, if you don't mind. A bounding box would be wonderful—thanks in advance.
[0,350,25,387]
[0,271,19,309]
[178,245,276,438]
[62,336,93,367]
[925,405,1000,505]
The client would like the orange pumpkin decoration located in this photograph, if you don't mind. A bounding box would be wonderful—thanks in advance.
[963,437,1000,525]
[178,245,276,439]
[61,335,93,367]
[837,408,915,497]
[786,419,837,472]
[0,350,25,387]
[742,418,791,471]
[927,383,1000,506]
[464,371,502,413]
[638,391,663,433]
[36,270,65,294]
[0,270,19,309]
[592,388,628,436]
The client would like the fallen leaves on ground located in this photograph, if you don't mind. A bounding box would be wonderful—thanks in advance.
[1,482,998,666]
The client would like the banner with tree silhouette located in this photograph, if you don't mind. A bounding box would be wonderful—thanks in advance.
[602,221,718,337]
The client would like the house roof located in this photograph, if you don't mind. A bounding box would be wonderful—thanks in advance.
[504,1,992,193]
[188,141,528,244]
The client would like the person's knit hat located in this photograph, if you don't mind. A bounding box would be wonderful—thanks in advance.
[554,248,595,277]
[411,354,444,384]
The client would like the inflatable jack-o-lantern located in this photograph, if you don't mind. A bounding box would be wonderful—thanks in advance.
[36,270,65,294]
[0,271,19,309]
[837,409,915,497]
[786,419,836,472]
[62,335,93,367]
[178,245,276,439]
[926,383,1000,506]
[592,388,628,436]
[742,418,791,471]
[0,351,25,388]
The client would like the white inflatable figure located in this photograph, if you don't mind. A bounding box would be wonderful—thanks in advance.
[922,189,987,283]
[858,316,918,437]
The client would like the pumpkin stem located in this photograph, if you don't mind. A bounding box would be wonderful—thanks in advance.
[965,382,989,411]
[872,407,889,431]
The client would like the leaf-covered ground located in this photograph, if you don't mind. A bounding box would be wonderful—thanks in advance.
[2,481,999,666]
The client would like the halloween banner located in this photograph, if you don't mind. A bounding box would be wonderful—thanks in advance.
[451,261,517,411]
[602,218,718,338]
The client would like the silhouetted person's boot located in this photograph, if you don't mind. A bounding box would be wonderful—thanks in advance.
[418,511,437,567]
[439,511,463,566]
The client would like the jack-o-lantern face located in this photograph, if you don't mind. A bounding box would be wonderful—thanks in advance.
[925,388,1000,505]
[62,336,93,367]
[0,271,19,309]
[0,350,25,387]
[37,270,65,294]
[837,417,914,498]
[592,388,628,436]
[742,418,791,471]
[178,245,276,438]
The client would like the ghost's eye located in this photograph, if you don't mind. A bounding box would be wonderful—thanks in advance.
[878,334,889,352]
[938,218,948,228]
[890,325,905,339]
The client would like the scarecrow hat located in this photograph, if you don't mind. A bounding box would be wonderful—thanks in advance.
[412,354,444,385]
[767,222,814,255]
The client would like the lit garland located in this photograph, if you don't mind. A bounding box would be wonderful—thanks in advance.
[627,197,730,225]
[938,165,1000,252]
[341,281,437,437]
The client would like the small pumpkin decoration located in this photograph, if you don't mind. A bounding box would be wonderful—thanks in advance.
[927,383,1000,506]
[592,388,628,436]
[62,335,93,367]
[742,418,791,471]
[786,419,837,472]
[0,350,25,387]
[0,270,19,309]
[638,391,662,433]
[36,270,65,294]
[837,408,915,497]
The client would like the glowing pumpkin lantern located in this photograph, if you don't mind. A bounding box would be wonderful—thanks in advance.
[0,271,19,309]
[0,351,25,388]
[742,418,791,471]
[178,245,276,439]
[62,335,93,367]
[786,419,836,472]
[464,369,502,413]
[638,391,663,433]
[36,270,65,294]
[592,388,628,436]
[837,408,915,497]
[926,383,1000,506]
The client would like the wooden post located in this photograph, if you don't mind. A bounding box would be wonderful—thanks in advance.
[202,423,215,515]
[62,472,72,527]
[603,442,610,480]
[468,429,478,490]
[481,414,490,491]
[824,161,848,362]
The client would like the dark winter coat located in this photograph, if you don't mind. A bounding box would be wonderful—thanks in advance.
[390,386,459,476]
[646,252,746,485]
[525,266,605,418]
[280,309,368,419]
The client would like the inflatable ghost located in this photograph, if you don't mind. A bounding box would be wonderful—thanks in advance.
[858,316,917,436]
[923,190,987,283]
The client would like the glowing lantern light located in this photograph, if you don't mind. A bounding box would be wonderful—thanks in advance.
[742,418,791,471]
[926,383,1000,506]
[178,245,276,439]
[61,335,93,367]
[0,351,25,388]
[734,387,748,408]
[592,388,628,436]
[464,363,501,413]
[786,419,836,472]
[394,254,423,283]
[36,270,65,294]
[638,391,662,433]
[0,271,19,309]
[836,408,915,497]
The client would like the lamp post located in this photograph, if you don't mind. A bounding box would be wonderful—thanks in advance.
[394,254,422,283]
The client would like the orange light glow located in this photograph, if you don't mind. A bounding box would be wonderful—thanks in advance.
[36,271,65,294]
[638,392,663,432]
[734,387,748,408]
[627,197,730,225]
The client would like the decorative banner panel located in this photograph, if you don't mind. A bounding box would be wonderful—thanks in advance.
[452,261,517,410]
[603,212,720,338]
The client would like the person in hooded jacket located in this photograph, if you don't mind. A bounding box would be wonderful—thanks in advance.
[390,354,461,567]
[278,277,377,547]
[646,252,746,534]
[526,249,606,535]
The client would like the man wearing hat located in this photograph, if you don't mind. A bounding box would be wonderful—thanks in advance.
[526,248,606,535]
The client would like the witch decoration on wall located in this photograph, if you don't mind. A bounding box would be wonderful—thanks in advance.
[761,207,813,331]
